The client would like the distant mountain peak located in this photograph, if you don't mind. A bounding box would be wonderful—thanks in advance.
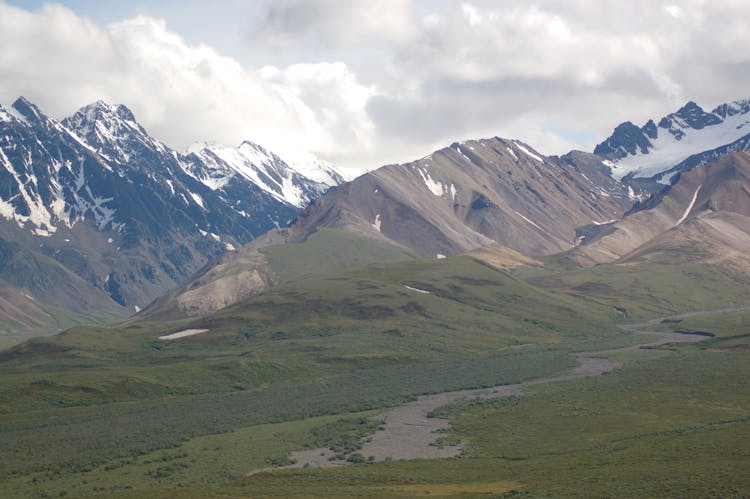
[712,98,750,118]
[595,97,750,181]
[190,140,336,208]
[77,100,137,123]
[12,96,46,123]
[239,139,266,151]
[66,100,144,135]
[670,100,721,130]
[677,100,701,112]
[593,121,653,157]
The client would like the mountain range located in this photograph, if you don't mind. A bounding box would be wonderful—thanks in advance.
[140,139,642,319]
[0,97,346,334]
[3,95,750,334]
[142,98,750,319]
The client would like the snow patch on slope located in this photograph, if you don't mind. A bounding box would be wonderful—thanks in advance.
[418,169,445,196]
[189,192,205,209]
[514,142,544,163]
[514,210,552,237]
[675,184,702,226]
[372,213,382,232]
[274,148,351,183]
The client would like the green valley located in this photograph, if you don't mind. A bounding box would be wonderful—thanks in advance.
[2,252,749,497]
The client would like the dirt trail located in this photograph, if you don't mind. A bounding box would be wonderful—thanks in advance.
[248,307,747,475]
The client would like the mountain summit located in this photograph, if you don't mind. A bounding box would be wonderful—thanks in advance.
[595,98,750,182]
[291,138,637,257]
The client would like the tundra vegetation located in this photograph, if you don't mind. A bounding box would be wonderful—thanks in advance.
[1,254,749,497]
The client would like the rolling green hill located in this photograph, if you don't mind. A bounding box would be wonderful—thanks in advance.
[2,253,749,497]
[0,254,626,497]
[138,228,418,320]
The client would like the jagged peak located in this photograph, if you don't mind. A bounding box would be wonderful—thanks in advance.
[186,141,215,155]
[596,96,750,180]
[642,119,658,139]
[194,140,284,168]
[711,98,750,119]
[115,104,136,122]
[238,140,284,163]
[13,95,35,107]
[675,100,703,114]
[12,96,46,122]
[614,121,641,132]
[664,100,721,131]
[62,100,149,149]
[238,140,271,153]
[593,121,652,157]
[72,100,137,124]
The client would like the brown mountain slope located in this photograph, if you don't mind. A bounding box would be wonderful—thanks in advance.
[0,282,55,334]
[467,243,543,270]
[293,138,634,257]
[570,151,750,267]
[618,211,750,272]
[139,229,290,319]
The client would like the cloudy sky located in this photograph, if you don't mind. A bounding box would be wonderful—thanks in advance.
[1,0,749,174]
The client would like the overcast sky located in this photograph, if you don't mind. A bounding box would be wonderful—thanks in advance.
[2,1,749,174]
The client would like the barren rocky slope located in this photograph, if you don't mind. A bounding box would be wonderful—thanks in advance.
[569,151,750,270]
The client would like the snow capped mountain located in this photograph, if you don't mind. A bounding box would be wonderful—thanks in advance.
[274,148,352,185]
[595,99,750,182]
[62,100,168,166]
[0,96,113,237]
[186,140,343,208]
[0,96,342,319]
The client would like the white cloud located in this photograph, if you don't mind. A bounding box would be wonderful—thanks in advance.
[0,2,375,172]
[2,0,750,173]
[247,0,415,48]
[259,62,376,161]
[461,4,482,27]
[664,5,684,18]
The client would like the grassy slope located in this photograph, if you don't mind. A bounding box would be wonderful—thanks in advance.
[2,255,749,497]
[515,261,750,320]
[0,255,624,498]
[132,228,416,322]
[262,228,418,283]
[0,284,126,345]
[228,310,750,498]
